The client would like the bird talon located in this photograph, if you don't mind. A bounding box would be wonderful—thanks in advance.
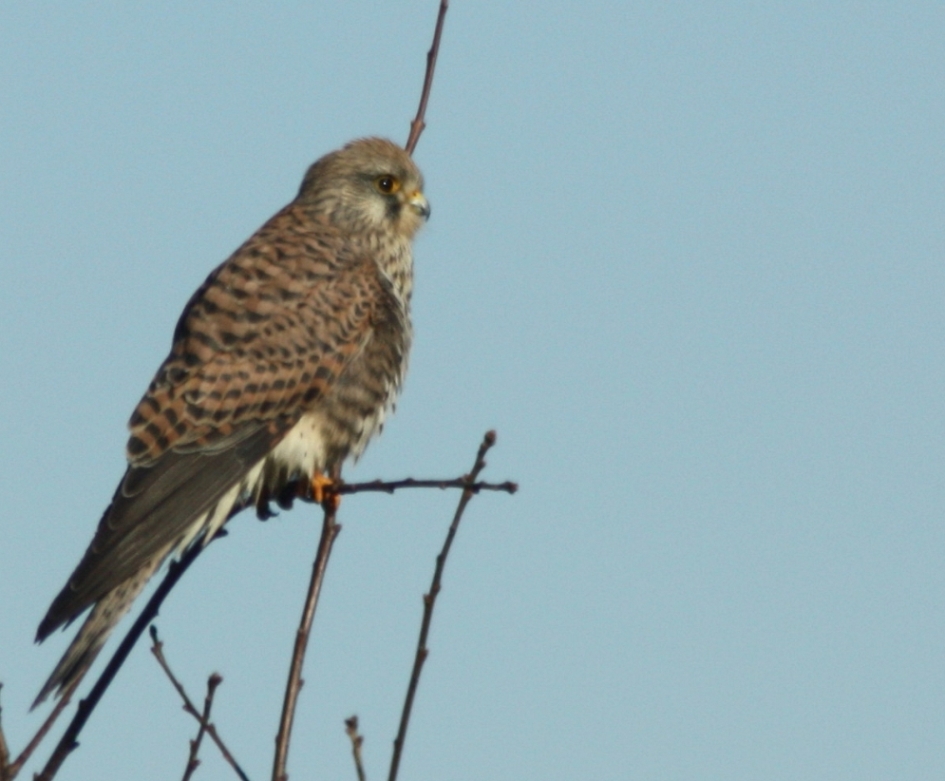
[310,471,339,509]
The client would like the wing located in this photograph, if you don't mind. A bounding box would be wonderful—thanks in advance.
[38,203,396,639]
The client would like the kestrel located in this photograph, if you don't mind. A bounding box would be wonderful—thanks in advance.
[34,137,429,705]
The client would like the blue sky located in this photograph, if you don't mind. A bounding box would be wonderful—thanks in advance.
[2,2,945,779]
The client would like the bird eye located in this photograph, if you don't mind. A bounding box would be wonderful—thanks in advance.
[375,175,401,194]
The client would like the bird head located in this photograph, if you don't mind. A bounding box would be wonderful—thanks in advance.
[298,137,430,239]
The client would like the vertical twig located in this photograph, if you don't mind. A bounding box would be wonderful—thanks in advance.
[272,498,342,781]
[344,716,367,781]
[150,628,248,781]
[181,673,223,781]
[388,431,497,781]
[404,0,450,155]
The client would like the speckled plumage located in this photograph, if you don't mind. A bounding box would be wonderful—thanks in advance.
[34,138,429,705]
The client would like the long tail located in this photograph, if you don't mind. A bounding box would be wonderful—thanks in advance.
[32,467,264,708]
[32,549,169,708]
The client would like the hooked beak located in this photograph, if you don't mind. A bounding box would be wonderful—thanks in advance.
[408,190,431,220]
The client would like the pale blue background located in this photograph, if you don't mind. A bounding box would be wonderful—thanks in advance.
[2,2,944,779]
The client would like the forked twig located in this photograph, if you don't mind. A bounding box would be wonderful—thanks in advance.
[271,443,515,778]
[271,494,342,781]
[24,464,512,780]
[150,628,247,781]
[181,673,223,781]
[344,716,367,781]
[388,430,499,781]
[405,0,450,155]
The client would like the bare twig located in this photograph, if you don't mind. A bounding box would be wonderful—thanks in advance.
[339,477,517,497]
[388,430,498,781]
[404,0,450,155]
[35,539,210,781]
[181,673,223,781]
[272,493,342,781]
[21,468,510,781]
[150,627,249,781]
[0,685,9,781]
[1,682,75,781]
[344,716,367,781]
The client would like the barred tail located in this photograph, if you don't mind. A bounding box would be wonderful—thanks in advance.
[32,474,255,708]
[32,551,168,708]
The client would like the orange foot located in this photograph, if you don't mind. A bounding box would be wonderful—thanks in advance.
[310,471,340,510]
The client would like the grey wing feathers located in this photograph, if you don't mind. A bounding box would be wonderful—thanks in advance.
[36,421,285,641]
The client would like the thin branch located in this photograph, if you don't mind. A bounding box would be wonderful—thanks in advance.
[0,685,9,781]
[20,438,509,781]
[344,716,367,781]
[35,538,211,781]
[272,494,342,781]
[339,477,517,497]
[404,0,450,155]
[181,673,223,781]
[150,628,247,781]
[1,682,75,781]
[388,430,498,781]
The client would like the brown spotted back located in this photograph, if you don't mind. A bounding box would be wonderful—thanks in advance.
[36,139,427,704]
